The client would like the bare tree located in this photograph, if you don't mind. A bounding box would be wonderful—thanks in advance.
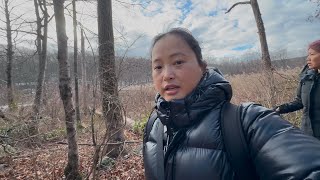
[97,0,124,158]
[226,0,276,107]
[308,0,320,21]
[53,0,81,179]
[30,0,49,135]
[3,0,14,111]
[72,0,81,125]
[80,26,88,116]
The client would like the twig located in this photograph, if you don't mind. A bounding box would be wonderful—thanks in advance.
[0,135,9,138]
[56,141,142,146]
[0,109,13,122]
[225,1,250,14]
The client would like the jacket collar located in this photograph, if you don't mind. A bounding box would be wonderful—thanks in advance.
[301,67,318,81]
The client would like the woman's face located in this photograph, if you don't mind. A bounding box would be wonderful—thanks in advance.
[151,34,204,101]
[307,48,320,70]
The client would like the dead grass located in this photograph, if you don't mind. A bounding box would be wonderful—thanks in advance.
[119,84,155,121]
[227,67,302,126]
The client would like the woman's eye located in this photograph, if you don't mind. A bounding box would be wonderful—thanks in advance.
[175,60,184,65]
[154,65,162,70]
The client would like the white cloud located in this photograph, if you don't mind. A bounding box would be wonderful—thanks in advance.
[1,0,319,60]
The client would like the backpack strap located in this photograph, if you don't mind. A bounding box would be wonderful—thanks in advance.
[221,102,258,180]
[143,109,158,144]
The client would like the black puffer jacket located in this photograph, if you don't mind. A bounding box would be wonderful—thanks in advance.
[277,66,320,138]
[143,68,320,180]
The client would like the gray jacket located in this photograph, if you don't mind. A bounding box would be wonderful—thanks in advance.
[278,66,320,138]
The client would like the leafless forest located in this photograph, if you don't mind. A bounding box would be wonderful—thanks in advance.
[0,0,317,179]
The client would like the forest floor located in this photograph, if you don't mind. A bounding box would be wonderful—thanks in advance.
[0,128,145,180]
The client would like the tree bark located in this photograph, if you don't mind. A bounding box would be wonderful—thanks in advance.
[80,27,88,116]
[250,0,276,107]
[4,0,14,111]
[53,0,81,179]
[73,0,81,124]
[226,0,276,107]
[97,0,124,158]
[31,0,49,136]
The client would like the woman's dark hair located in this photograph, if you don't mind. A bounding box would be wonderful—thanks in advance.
[309,40,320,53]
[151,28,206,67]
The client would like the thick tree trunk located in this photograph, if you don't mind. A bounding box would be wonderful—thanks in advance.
[97,0,124,158]
[4,0,14,111]
[53,0,81,179]
[250,0,276,107]
[73,0,81,124]
[31,0,48,136]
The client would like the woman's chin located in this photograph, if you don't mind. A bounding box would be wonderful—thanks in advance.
[163,95,185,101]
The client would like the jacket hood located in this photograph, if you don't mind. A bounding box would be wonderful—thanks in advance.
[155,68,232,129]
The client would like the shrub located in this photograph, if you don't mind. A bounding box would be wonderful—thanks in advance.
[133,115,149,136]
[42,127,66,141]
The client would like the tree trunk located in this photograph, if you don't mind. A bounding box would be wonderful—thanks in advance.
[250,0,276,107]
[72,0,81,124]
[97,0,124,158]
[80,27,88,116]
[31,0,48,136]
[53,0,81,179]
[4,0,14,111]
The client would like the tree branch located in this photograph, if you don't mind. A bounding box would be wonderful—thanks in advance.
[56,141,142,146]
[114,0,151,7]
[0,27,38,36]
[225,1,250,14]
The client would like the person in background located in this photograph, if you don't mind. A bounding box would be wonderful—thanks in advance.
[274,40,320,139]
[143,28,320,180]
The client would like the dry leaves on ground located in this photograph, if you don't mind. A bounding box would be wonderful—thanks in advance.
[0,129,144,180]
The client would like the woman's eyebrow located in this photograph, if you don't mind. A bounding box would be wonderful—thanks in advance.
[152,58,161,63]
[152,52,187,63]
[169,52,187,58]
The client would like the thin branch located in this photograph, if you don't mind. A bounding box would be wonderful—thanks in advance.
[0,135,9,138]
[10,13,26,22]
[38,0,45,14]
[56,141,142,146]
[76,11,96,18]
[225,1,250,14]
[114,0,151,7]
[48,13,55,23]
[0,27,38,36]
[19,20,37,24]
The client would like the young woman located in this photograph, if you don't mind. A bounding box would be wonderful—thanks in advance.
[143,28,320,180]
[275,40,320,139]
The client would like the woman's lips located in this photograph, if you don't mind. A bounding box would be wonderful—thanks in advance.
[164,85,180,95]
[165,88,179,95]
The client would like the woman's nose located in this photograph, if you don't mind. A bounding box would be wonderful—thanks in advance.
[306,56,310,62]
[163,66,175,81]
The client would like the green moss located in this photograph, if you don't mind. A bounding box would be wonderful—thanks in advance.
[43,128,66,141]
[133,115,149,135]
[99,156,115,170]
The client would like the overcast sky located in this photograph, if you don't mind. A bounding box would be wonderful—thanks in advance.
[1,0,319,61]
